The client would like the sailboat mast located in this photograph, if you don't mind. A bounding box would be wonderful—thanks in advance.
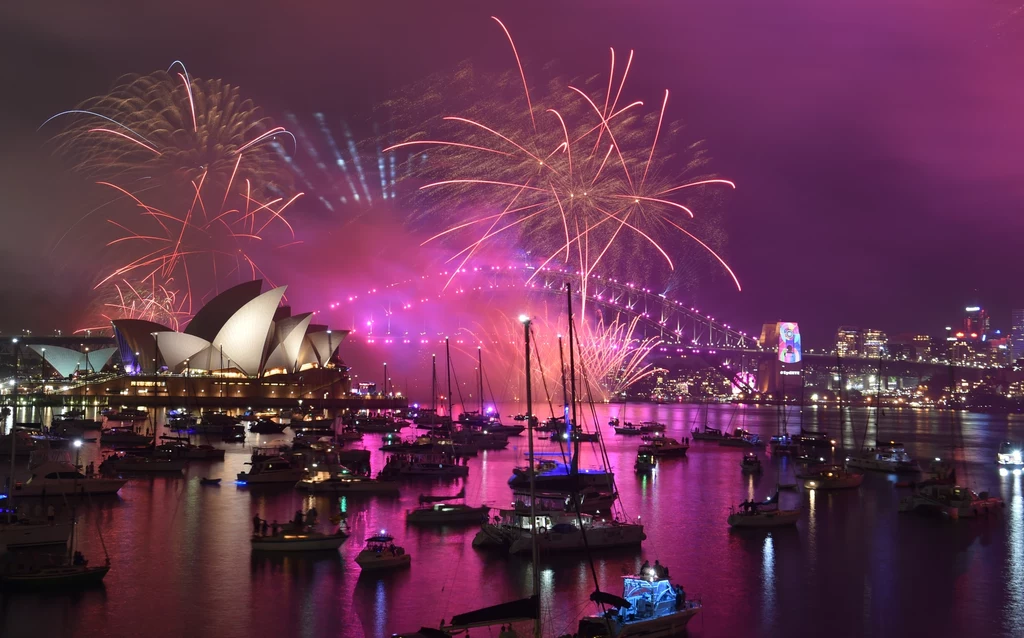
[520,316,541,638]
[8,339,17,507]
[446,339,453,425]
[431,354,437,415]
[477,347,484,415]
[566,284,580,472]
[558,336,571,467]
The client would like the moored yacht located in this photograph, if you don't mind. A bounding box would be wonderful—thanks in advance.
[728,491,799,528]
[507,513,646,555]
[406,503,490,525]
[99,426,151,447]
[635,448,657,473]
[997,441,1023,467]
[801,464,863,490]
[377,453,469,479]
[899,484,1004,519]
[507,460,614,492]
[296,471,400,495]
[0,507,72,549]
[100,452,186,473]
[12,461,126,496]
[690,424,725,441]
[237,449,307,484]
[646,437,688,457]
[718,428,762,448]
[740,452,762,474]
[845,441,920,474]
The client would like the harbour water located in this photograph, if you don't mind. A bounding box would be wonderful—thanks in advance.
[2,402,1023,638]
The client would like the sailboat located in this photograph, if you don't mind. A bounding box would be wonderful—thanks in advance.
[0,423,72,549]
[900,367,1003,519]
[0,464,110,588]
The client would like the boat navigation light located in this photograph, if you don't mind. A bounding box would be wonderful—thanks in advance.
[935,457,941,462]
[830,440,836,445]
[819,457,825,462]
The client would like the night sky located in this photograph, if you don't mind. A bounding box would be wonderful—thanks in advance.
[2,0,1023,346]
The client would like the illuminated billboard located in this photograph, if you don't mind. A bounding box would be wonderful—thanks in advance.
[778,322,801,363]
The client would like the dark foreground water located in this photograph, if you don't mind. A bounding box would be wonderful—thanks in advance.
[2,403,1023,638]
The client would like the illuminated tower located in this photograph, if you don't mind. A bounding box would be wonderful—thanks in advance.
[963,306,989,341]
[1012,309,1024,363]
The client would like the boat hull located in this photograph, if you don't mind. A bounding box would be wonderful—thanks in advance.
[296,479,400,495]
[355,551,411,570]
[237,469,308,484]
[578,605,700,638]
[0,522,72,548]
[13,479,127,497]
[803,474,863,490]
[728,509,800,528]
[846,458,920,474]
[406,507,489,524]
[0,565,109,589]
[250,533,347,551]
[509,523,646,554]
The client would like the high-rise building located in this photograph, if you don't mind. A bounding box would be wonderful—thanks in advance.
[862,328,888,358]
[912,334,932,361]
[964,306,990,341]
[836,326,859,357]
[1012,309,1024,363]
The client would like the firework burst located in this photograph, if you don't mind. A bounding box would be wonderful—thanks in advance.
[386,18,740,298]
[47,62,301,321]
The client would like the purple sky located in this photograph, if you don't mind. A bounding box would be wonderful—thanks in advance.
[1,0,1022,345]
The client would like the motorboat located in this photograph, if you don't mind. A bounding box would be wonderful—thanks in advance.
[793,428,832,448]
[802,465,863,490]
[845,441,921,474]
[406,503,490,524]
[237,450,307,484]
[248,418,285,434]
[12,461,126,496]
[0,554,109,589]
[635,448,657,473]
[646,437,689,457]
[488,423,524,436]
[508,461,614,492]
[99,426,152,447]
[769,434,798,455]
[52,414,102,431]
[377,453,469,479]
[690,424,725,441]
[353,415,406,433]
[296,472,400,495]
[0,508,72,549]
[728,492,799,528]
[639,422,666,434]
[997,441,1024,467]
[576,570,700,638]
[899,484,1004,519]
[740,452,762,474]
[718,428,762,448]
[100,452,186,473]
[250,526,349,551]
[354,534,411,570]
[154,442,225,460]
[103,409,148,422]
[336,427,363,442]
[507,514,646,555]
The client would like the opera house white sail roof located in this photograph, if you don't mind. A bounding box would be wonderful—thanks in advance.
[111,281,348,377]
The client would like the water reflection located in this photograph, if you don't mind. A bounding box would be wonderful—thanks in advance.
[1006,472,1023,635]
[762,533,775,629]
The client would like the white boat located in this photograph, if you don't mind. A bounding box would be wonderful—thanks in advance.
[802,465,863,490]
[296,472,400,495]
[250,527,348,552]
[100,453,186,473]
[0,509,72,549]
[576,572,701,638]
[354,534,411,570]
[507,514,646,555]
[899,484,1004,519]
[997,441,1023,467]
[845,441,920,474]
[100,426,152,446]
[12,461,126,497]
[237,453,307,484]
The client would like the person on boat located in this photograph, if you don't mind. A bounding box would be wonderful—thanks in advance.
[293,510,304,529]
[252,514,262,535]
[270,520,279,536]
[654,560,664,579]
[46,504,55,524]
[261,519,269,536]
[73,550,86,566]
[641,559,651,577]
[306,506,318,526]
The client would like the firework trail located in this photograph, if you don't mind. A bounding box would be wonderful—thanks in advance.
[458,305,661,404]
[46,62,301,321]
[385,17,740,301]
[45,61,294,195]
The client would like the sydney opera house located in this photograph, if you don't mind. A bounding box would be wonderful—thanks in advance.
[32,281,396,408]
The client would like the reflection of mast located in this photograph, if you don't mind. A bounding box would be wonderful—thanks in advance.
[446,339,453,421]
[520,315,541,638]
[567,284,580,475]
